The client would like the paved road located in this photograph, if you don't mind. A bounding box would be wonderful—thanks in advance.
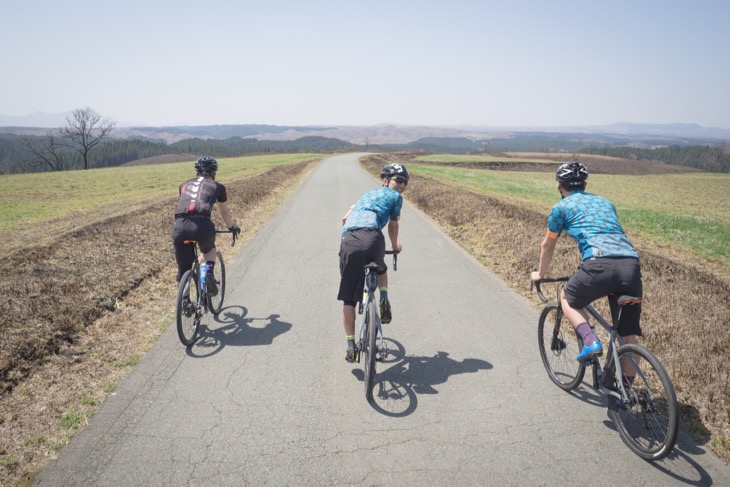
[37,154,730,486]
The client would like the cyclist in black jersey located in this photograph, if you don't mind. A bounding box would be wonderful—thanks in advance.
[172,156,240,295]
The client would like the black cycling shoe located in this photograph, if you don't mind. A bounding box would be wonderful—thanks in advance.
[380,297,392,324]
[345,349,359,363]
[206,274,218,296]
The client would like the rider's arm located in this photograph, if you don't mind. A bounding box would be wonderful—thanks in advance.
[342,206,354,226]
[532,232,557,281]
[388,219,402,252]
[217,201,235,228]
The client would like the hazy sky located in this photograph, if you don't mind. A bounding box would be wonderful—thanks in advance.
[3,0,729,128]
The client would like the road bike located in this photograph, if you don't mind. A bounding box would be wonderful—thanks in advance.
[356,250,398,401]
[176,230,237,346]
[533,276,678,460]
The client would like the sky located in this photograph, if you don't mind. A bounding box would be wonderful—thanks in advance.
[2,0,730,129]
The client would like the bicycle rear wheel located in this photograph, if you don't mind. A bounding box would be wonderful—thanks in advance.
[208,251,226,315]
[363,298,378,401]
[608,344,678,460]
[538,302,586,390]
[176,269,200,346]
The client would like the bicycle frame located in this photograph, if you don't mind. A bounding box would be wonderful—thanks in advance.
[537,279,650,406]
[358,267,384,358]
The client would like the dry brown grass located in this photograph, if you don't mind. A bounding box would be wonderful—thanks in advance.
[0,159,318,485]
[363,153,730,464]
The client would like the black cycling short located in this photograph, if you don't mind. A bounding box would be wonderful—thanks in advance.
[171,216,216,281]
[338,228,386,304]
[564,257,643,337]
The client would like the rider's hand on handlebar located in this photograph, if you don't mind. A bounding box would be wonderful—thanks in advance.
[530,270,542,283]
[392,243,402,253]
[229,223,241,236]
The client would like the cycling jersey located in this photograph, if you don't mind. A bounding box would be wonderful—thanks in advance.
[174,176,227,218]
[547,190,638,260]
[342,186,402,233]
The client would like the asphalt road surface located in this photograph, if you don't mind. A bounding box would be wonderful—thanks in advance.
[37,154,730,486]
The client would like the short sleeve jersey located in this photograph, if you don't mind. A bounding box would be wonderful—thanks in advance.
[174,176,228,217]
[547,191,638,260]
[342,186,403,233]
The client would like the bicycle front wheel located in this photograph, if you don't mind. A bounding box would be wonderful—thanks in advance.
[176,269,200,346]
[538,302,586,390]
[208,251,226,315]
[608,344,679,461]
[364,299,378,401]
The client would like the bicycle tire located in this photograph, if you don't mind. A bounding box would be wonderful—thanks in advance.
[176,269,200,346]
[607,343,679,460]
[208,251,226,315]
[364,298,378,400]
[537,302,586,391]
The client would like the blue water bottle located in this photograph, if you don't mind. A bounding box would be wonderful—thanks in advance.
[199,261,207,292]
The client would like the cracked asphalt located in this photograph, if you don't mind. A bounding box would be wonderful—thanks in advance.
[36,154,730,486]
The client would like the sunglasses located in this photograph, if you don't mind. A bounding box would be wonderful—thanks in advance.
[392,177,408,186]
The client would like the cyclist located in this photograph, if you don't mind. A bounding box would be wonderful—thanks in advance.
[530,162,643,370]
[338,163,409,362]
[172,156,240,299]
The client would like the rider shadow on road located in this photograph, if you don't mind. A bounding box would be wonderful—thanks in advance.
[187,305,292,358]
[353,340,493,417]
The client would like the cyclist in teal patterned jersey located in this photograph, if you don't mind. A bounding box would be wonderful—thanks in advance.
[531,162,643,369]
[338,163,409,362]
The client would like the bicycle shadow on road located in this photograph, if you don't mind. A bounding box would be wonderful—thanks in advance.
[569,386,717,484]
[186,305,293,358]
[352,340,493,417]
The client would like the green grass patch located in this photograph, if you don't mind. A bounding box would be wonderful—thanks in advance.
[0,454,13,466]
[410,164,730,264]
[81,396,100,406]
[0,153,323,234]
[60,411,83,429]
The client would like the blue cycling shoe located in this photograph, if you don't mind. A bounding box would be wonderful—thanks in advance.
[576,341,603,361]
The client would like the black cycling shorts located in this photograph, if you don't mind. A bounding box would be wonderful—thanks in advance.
[171,216,216,281]
[564,257,643,337]
[338,228,386,304]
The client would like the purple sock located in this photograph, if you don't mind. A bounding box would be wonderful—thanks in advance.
[576,322,596,346]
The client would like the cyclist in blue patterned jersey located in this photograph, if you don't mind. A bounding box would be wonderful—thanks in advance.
[339,163,409,362]
[530,162,643,366]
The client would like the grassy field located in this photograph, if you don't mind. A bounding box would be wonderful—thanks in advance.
[411,163,730,267]
[2,154,322,235]
[415,154,556,164]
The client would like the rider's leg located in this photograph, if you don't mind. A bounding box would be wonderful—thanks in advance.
[619,334,639,387]
[377,272,392,323]
[561,289,602,360]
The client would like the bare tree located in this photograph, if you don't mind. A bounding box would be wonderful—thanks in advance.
[22,132,69,171]
[60,107,116,169]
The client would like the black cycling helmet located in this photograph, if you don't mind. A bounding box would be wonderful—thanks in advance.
[380,163,410,181]
[555,161,588,188]
[195,156,218,176]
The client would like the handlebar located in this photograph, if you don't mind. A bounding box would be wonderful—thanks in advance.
[531,273,570,303]
[385,249,399,271]
[216,229,238,247]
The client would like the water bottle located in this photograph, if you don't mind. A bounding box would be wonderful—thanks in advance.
[199,262,207,291]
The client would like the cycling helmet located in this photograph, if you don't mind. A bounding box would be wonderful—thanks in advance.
[194,156,218,176]
[555,161,588,188]
[380,163,410,181]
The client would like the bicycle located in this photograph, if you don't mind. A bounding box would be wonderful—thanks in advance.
[355,250,398,401]
[532,276,678,460]
[176,229,237,346]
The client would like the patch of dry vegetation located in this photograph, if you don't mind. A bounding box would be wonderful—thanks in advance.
[363,153,730,464]
[0,159,318,485]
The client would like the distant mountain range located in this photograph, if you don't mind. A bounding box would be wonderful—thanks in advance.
[1,111,729,145]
